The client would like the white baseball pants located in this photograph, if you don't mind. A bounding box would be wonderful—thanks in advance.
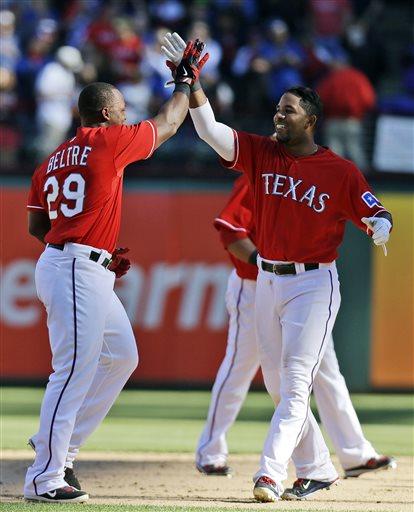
[24,244,138,496]
[196,268,377,482]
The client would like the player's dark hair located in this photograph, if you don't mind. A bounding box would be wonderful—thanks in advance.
[285,86,323,119]
[78,82,117,120]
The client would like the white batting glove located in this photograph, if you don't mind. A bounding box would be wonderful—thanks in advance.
[161,32,186,65]
[361,216,392,255]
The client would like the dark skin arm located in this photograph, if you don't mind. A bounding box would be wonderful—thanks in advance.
[152,89,190,149]
[28,210,50,244]
[227,237,257,265]
[189,86,208,109]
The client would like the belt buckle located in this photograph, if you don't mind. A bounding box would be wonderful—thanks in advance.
[272,263,280,275]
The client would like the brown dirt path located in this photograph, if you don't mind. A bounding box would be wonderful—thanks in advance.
[1,451,412,511]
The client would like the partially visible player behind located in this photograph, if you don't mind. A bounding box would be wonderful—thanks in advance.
[24,40,209,503]
[196,173,395,482]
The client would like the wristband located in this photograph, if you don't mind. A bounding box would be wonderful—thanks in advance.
[191,80,201,93]
[248,249,258,266]
[173,83,191,97]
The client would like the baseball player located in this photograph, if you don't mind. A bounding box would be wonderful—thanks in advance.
[196,174,395,484]
[161,31,393,503]
[24,40,209,503]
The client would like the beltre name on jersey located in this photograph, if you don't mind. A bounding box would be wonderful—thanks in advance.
[46,144,92,173]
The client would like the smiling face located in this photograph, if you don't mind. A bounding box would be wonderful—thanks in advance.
[273,92,316,145]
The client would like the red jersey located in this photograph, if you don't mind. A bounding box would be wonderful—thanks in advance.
[221,131,388,262]
[27,120,157,253]
[214,174,258,280]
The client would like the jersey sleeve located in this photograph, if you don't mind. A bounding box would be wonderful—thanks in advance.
[344,164,389,230]
[113,120,157,168]
[218,227,249,249]
[27,169,45,211]
[220,130,265,182]
[213,174,254,248]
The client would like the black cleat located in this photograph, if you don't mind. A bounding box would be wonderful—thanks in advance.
[345,456,397,478]
[196,463,233,476]
[25,485,89,503]
[282,477,339,500]
[64,467,81,490]
[28,438,81,490]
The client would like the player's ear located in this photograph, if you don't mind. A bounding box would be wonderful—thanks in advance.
[101,107,111,121]
[306,114,317,130]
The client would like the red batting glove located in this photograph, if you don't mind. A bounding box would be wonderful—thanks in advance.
[109,247,131,278]
[166,39,209,86]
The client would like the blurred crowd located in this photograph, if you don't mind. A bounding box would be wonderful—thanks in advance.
[0,0,413,176]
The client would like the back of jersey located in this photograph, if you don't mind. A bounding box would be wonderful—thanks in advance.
[27,121,157,252]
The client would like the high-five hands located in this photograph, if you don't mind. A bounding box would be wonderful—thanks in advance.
[361,217,392,256]
[162,33,209,87]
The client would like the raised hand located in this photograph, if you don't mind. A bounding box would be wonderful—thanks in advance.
[164,38,209,87]
[161,32,186,66]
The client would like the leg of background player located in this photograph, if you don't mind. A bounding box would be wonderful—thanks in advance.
[24,253,115,496]
[196,271,259,468]
[65,292,138,468]
[313,335,379,468]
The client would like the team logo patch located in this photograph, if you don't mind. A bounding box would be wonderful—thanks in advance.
[361,191,381,208]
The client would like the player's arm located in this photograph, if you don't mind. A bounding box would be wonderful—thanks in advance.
[219,227,258,265]
[227,237,258,265]
[189,88,235,161]
[162,32,235,161]
[152,39,209,149]
[151,89,190,148]
[28,210,50,244]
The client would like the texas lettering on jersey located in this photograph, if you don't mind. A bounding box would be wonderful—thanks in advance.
[221,130,389,262]
[261,172,330,213]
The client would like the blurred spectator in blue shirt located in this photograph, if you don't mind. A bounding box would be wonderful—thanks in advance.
[378,44,414,116]
[255,19,305,103]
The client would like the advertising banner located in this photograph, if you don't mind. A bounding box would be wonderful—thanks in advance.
[0,186,238,385]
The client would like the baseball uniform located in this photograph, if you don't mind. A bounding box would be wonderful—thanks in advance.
[24,120,156,497]
[196,174,380,471]
[220,134,390,491]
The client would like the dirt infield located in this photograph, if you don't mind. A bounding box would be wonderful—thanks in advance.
[1,451,413,511]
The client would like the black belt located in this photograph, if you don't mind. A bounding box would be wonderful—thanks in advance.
[261,261,319,275]
[48,243,112,269]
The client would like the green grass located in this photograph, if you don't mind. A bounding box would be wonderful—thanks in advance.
[1,388,413,455]
[1,389,412,512]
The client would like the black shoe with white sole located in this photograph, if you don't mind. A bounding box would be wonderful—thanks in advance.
[25,485,89,503]
[28,438,81,490]
[282,477,339,500]
[344,456,397,478]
